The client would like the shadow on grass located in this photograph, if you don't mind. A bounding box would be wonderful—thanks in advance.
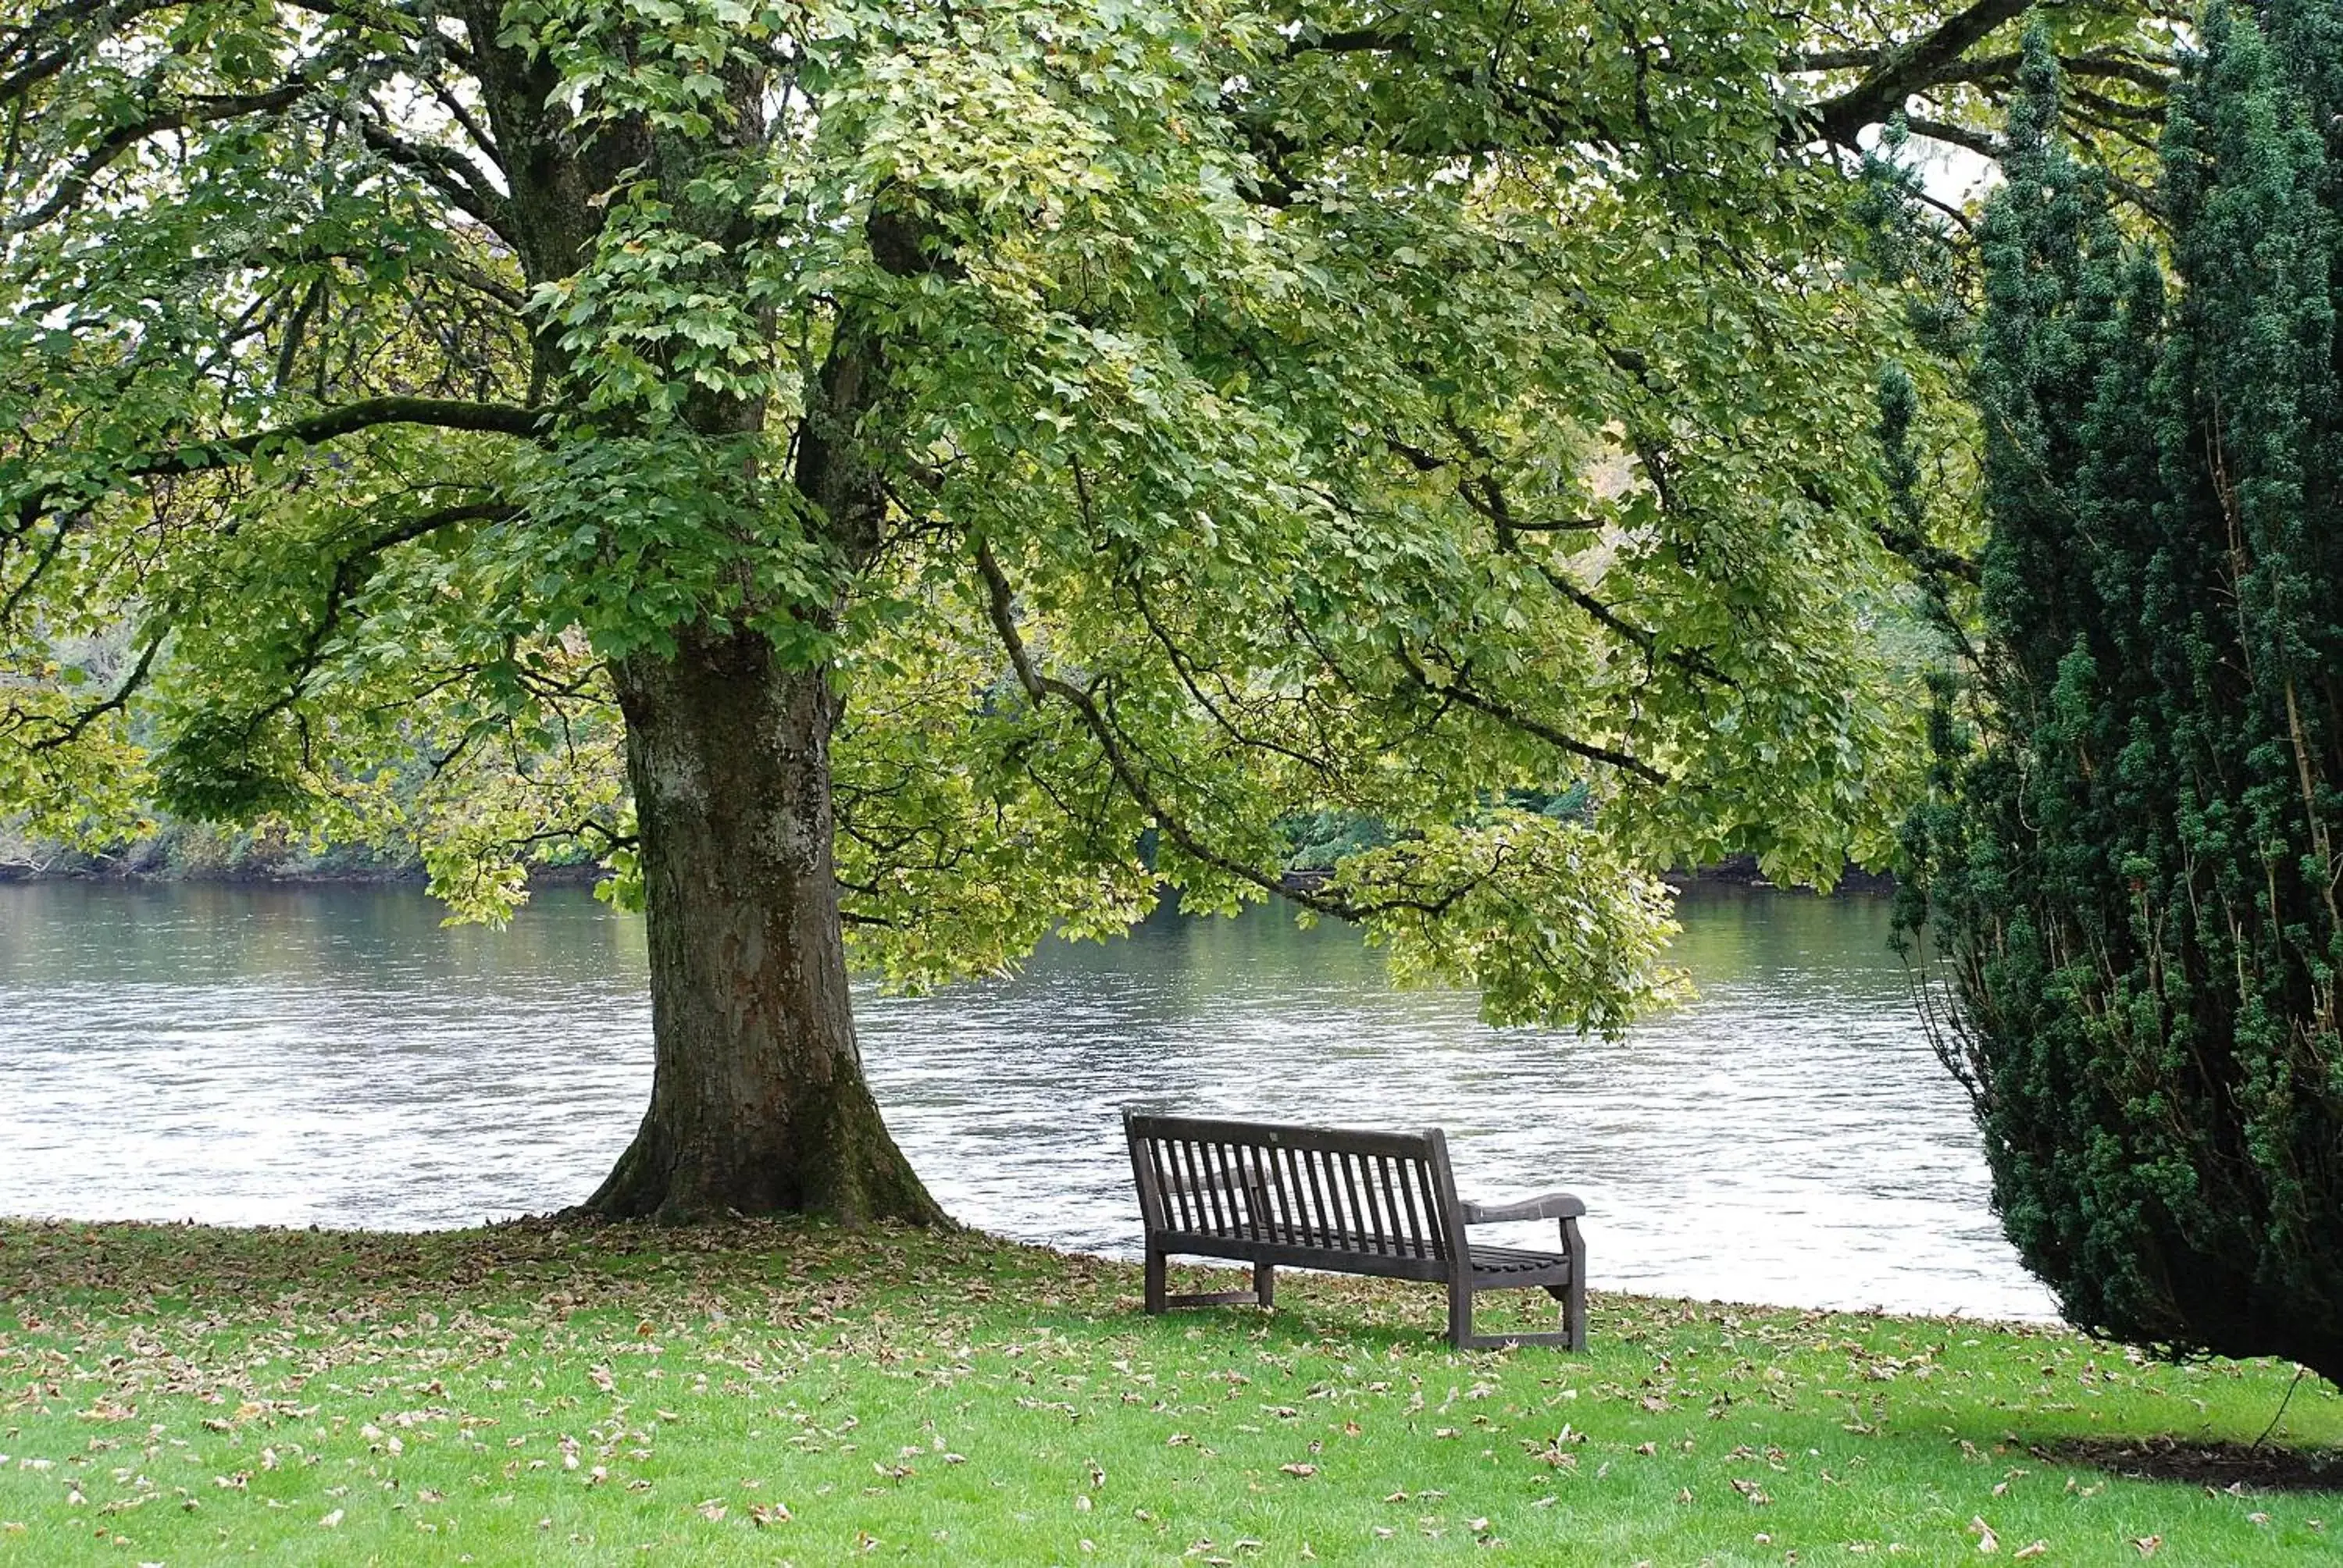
[2033,1435,2341,1492]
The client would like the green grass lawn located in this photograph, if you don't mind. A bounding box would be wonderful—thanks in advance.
[0,1220,2334,1566]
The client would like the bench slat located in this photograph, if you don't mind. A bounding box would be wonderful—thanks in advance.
[1168,1139,1196,1231]
[1189,1140,1222,1234]
[1387,1154,1419,1256]
[1298,1146,1332,1243]
[1468,1243,1574,1278]
[1125,1113,1439,1161]
[1149,1230,1455,1283]
[1333,1151,1364,1253]
[1364,1153,1390,1251]
[1379,1154,1409,1256]
[1187,1140,1218,1233]
[1389,1153,1426,1259]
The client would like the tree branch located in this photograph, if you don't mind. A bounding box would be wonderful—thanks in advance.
[1902,114,2003,162]
[1434,419,1734,689]
[975,537,1364,921]
[0,0,187,102]
[5,81,313,233]
[1810,0,2038,147]
[1391,643,1668,785]
[11,397,546,534]
[357,118,516,244]
[26,500,513,753]
[22,629,163,751]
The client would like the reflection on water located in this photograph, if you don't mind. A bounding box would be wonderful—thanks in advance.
[0,881,2051,1319]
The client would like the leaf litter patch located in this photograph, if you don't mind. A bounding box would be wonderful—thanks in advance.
[2036,1435,2342,1493]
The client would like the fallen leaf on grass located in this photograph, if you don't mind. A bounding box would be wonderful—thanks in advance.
[2013,1544,2047,1561]
[748,1502,790,1527]
[1967,1516,1997,1553]
[2132,1538,2161,1558]
[1279,1464,1318,1478]
[320,1509,344,1529]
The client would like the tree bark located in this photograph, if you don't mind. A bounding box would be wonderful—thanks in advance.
[585,625,944,1226]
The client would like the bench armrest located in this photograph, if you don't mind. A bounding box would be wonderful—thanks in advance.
[1460,1192,1585,1224]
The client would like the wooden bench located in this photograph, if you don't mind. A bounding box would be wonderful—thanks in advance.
[1123,1110,1587,1350]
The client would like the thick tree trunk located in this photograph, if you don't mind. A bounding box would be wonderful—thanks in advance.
[585,625,944,1226]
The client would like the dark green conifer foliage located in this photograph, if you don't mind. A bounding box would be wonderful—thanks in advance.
[1910,3,2343,1381]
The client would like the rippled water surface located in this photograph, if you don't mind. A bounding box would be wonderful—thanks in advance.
[0,881,2051,1319]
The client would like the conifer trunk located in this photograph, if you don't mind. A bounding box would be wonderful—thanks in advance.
[584,625,944,1226]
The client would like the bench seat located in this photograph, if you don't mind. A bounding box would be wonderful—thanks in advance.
[1125,1110,1588,1350]
[1466,1243,1578,1282]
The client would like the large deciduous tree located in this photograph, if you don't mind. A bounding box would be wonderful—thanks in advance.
[1906,5,2343,1381]
[2,0,2159,1223]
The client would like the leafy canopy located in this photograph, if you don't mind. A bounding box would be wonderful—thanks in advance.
[1,0,2161,1025]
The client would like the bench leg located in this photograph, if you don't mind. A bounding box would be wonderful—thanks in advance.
[1561,1217,1587,1351]
[1446,1276,1474,1349]
[1253,1261,1275,1309]
[1145,1246,1168,1315]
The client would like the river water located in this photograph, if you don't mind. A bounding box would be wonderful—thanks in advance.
[0,882,2052,1320]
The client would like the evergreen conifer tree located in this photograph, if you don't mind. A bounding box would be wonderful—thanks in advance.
[1910,2,2343,1381]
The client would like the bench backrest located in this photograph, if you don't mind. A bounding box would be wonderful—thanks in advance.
[1124,1111,1461,1263]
